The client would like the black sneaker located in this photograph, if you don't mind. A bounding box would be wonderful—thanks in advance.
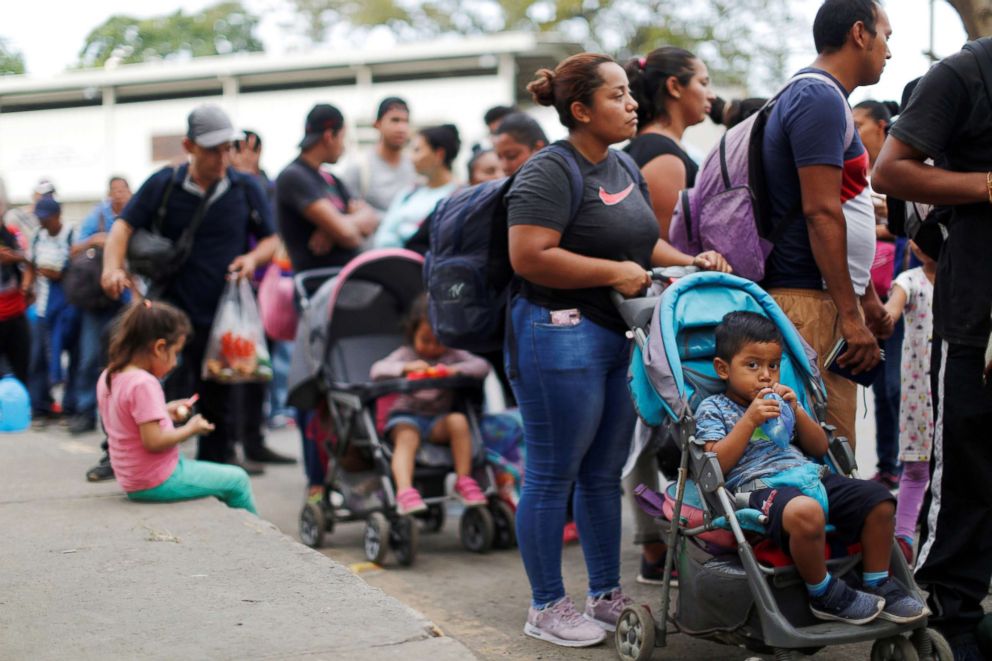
[636,553,679,587]
[244,445,297,464]
[68,414,97,436]
[809,577,884,625]
[86,454,115,482]
[864,577,929,623]
[228,457,265,476]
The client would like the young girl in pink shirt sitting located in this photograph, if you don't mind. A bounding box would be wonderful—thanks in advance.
[370,295,490,515]
[97,300,256,514]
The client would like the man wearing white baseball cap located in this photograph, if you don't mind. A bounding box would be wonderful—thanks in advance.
[99,103,278,474]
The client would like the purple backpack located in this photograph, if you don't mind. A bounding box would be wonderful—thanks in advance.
[669,73,854,282]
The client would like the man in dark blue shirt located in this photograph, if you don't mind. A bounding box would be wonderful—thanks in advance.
[760,0,893,445]
[101,104,279,468]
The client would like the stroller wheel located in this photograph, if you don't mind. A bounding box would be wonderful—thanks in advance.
[421,504,446,533]
[909,628,954,661]
[911,628,953,661]
[299,503,326,549]
[871,635,919,661]
[615,605,656,661]
[459,506,495,553]
[489,499,516,549]
[390,515,419,567]
[364,512,391,565]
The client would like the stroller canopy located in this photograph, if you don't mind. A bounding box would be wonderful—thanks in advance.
[640,272,824,422]
[288,249,425,409]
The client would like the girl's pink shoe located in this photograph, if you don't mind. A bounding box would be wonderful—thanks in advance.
[396,487,427,515]
[454,476,487,507]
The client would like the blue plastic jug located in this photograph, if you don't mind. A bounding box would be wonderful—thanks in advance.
[759,392,795,449]
[0,375,31,432]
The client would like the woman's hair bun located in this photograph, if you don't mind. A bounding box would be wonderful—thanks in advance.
[527,69,556,107]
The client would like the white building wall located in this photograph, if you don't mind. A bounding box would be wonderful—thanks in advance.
[0,75,519,208]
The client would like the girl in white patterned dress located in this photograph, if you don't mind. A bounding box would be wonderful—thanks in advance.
[883,241,936,564]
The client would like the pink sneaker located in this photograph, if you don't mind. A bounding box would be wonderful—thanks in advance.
[524,597,607,648]
[396,487,427,515]
[454,475,487,507]
[584,588,634,632]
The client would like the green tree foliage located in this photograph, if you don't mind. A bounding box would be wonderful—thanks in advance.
[288,0,797,90]
[946,0,992,39]
[0,38,25,76]
[77,1,263,69]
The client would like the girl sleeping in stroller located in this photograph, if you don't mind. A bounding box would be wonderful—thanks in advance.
[695,311,927,626]
[370,294,491,515]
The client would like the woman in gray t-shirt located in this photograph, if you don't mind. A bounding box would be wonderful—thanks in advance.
[506,52,729,648]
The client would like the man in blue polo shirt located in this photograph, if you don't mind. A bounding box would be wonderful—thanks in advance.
[101,104,279,470]
[761,0,893,446]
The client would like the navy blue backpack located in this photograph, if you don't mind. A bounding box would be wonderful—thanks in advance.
[424,142,641,353]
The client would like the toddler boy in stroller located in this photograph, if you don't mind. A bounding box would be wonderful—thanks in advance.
[695,311,926,626]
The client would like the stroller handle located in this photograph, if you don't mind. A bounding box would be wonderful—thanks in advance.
[652,265,699,280]
[609,265,700,315]
[293,267,343,309]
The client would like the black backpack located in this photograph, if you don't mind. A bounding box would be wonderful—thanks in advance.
[424,142,640,353]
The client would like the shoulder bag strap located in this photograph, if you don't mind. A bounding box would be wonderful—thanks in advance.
[153,167,180,235]
[171,181,218,267]
[544,142,585,223]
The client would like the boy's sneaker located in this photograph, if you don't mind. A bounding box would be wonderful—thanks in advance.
[454,475,487,507]
[864,577,929,624]
[396,487,427,515]
[583,588,634,632]
[562,521,580,544]
[524,597,607,647]
[809,577,884,625]
[636,553,679,587]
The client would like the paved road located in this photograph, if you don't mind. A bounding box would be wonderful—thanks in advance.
[244,395,888,660]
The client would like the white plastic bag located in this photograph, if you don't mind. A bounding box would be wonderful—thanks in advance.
[201,278,273,383]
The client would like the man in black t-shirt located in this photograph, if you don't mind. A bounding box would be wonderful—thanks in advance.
[275,104,379,493]
[874,39,992,653]
[275,104,378,277]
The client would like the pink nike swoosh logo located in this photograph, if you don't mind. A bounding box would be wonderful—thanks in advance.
[598,183,635,206]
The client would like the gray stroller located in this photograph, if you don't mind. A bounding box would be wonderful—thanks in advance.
[286,249,514,566]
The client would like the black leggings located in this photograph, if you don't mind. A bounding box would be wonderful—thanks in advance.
[0,314,30,385]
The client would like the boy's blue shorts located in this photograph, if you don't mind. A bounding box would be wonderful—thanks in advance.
[747,473,895,553]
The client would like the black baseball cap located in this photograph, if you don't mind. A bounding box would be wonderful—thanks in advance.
[376,97,409,121]
[299,104,345,150]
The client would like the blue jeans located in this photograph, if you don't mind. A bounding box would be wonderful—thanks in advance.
[267,339,295,420]
[297,409,326,487]
[74,307,118,419]
[507,297,636,607]
[28,314,53,413]
[872,318,904,475]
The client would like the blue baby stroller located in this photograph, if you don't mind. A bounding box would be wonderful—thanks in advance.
[612,270,950,661]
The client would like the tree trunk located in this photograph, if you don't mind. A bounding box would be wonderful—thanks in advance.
[947,0,992,39]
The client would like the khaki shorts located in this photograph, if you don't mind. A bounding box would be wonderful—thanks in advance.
[769,288,857,447]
